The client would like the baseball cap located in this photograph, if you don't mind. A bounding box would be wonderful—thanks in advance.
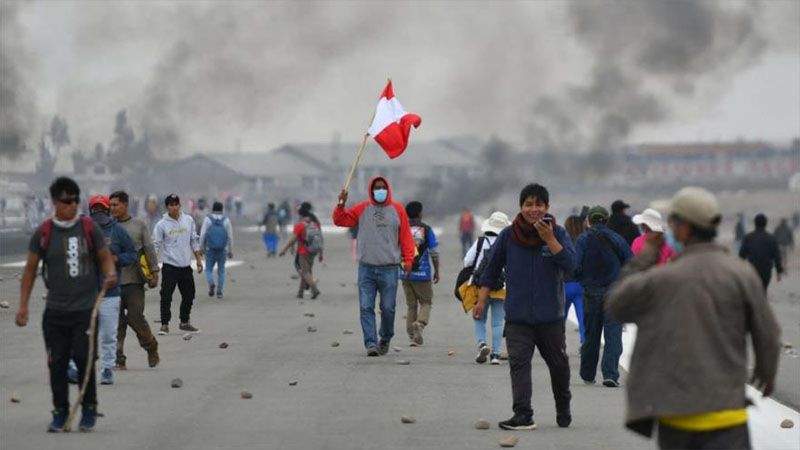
[611,199,630,213]
[587,205,609,222]
[88,194,110,210]
[667,187,721,230]
[164,193,180,206]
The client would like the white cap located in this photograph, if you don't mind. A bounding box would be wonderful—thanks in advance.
[667,187,722,230]
[481,211,511,235]
[632,208,664,233]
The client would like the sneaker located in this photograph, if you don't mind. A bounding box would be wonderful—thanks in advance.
[147,348,160,368]
[67,361,79,384]
[366,347,380,357]
[100,368,114,385]
[411,322,424,346]
[114,355,127,371]
[409,340,418,347]
[582,378,596,385]
[47,408,67,432]
[179,322,199,332]
[602,379,620,388]
[556,403,572,428]
[311,288,320,300]
[475,343,490,364]
[296,292,304,299]
[78,405,97,432]
[498,415,536,431]
[490,353,501,365]
[216,292,223,299]
[378,339,390,355]
[208,284,215,297]
[158,324,169,335]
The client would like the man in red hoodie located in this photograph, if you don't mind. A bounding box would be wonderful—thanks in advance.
[334,177,415,356]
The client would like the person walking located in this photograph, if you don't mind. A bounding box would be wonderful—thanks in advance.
[631,208,674,264]
[87,195,137,385]
[261,203,280,258]
[400,201,440,347]
[608,199,640,246]
[199,201,234,299]
[109,190,161,370]
[739,213,784,290]
[279,202,323,299]
[734,213,746,251]
[574,206,632,388]
[607,187,780,450]
[458,207,476,257]
[773,217,794,271]
[152,194,203,334]
[465,211,511,364]
[473,183,576,430]
[333,177,415,356]
[15,177,117,432]
[562,215,586,344]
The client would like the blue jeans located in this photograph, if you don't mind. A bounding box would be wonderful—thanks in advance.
[580,287,622,382]
[564,281,585,344]
[205,249,227,293]
[358,263,399,349]
[98,296,121,370]
[473,298,505,353]
[263,232,279,255]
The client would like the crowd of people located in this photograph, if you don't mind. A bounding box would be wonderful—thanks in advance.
[12,174,794,450]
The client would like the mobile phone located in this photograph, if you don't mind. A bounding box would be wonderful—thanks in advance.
[542,217,553,224]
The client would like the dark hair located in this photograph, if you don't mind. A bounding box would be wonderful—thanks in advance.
[754,213,767,229]
[109,190,129,204]
[405,201,423,219]
[49,177,80,199]
[690,224,717,241]
[212,201,223,212]
[564,215,586,241]
[268,203,275,209]
[519,183,549,207]
[298,202,319,224]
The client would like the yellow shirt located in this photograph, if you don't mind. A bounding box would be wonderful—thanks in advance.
[659,409,747,431]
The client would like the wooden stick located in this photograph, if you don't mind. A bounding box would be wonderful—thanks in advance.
[343,133,370,192]
[63,286,107,432]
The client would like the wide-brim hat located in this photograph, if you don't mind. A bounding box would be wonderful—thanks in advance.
[632,208,664,232]
[481,211,511,234]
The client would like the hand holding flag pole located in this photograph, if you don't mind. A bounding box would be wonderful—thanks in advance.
[341,79,421,193]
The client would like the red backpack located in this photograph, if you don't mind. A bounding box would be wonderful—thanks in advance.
[37,216,96,287]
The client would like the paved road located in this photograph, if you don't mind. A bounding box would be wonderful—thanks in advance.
[0,229,796,449]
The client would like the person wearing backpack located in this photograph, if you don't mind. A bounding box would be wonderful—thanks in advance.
[574,205,632,388]
[261,203,280,258]
[279,202,322,299]
[400,201,440,347]
[15,177,117,432]
[199,201,234,299]
[464,211,510,364]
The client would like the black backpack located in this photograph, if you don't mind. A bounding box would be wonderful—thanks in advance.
[472,240,505,291]
[454,237,485,302]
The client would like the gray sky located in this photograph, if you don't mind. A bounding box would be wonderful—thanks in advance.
[2,0,798,168]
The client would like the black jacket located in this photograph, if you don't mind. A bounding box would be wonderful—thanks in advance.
[739,229,783,277]
[607,212,640,246]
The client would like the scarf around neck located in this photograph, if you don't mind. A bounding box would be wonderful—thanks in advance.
[510,213,557,248]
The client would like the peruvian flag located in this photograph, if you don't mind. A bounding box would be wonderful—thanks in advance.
[367,80,422,159]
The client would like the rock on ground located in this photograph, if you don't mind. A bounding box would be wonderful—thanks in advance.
[401,415,416,424]
[396,360,410,365]
[241,391,253,399]
[474,419,490,429]
[780,419,794,429]
[499,436,519,447]
[219,342,229,349]
[171,378,183,388]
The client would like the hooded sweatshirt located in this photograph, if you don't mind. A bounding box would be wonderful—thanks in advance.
[153,212,201,267]
[199,213,233,253]
[332,176,415,268]
[90,211,137,298]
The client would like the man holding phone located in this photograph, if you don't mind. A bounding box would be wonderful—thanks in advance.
[473,183,576,431]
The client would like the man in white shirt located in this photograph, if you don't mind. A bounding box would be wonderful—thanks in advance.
[152,194,203,334]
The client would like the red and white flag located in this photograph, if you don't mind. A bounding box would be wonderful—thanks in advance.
[368,80,421,159]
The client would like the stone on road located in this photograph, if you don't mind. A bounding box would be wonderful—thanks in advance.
[499,436,519,447]
[171,378,183,388]
[400,415,416,424]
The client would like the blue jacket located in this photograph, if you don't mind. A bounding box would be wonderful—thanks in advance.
[574,224,632,289]
[479,225,576,325]
[91,212,137,298]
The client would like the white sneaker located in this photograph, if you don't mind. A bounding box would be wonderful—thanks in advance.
[475,344,490,364]
[157,324,169,335]
[490,354,501,365]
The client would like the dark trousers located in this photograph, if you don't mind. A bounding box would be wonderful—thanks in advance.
[580,286,622,382]
[658,423,750,449]
[505,320,571,420]
[42,308,97,410]
[160,264,195,324]
[118,284,158,362]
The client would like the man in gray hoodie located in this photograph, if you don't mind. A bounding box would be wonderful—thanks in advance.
[199,201,233,299]
[152,194,203,334]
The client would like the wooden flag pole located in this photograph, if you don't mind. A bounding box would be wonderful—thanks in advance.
[343,133,369,192]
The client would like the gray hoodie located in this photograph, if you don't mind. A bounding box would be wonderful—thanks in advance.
[152,212,200,268]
